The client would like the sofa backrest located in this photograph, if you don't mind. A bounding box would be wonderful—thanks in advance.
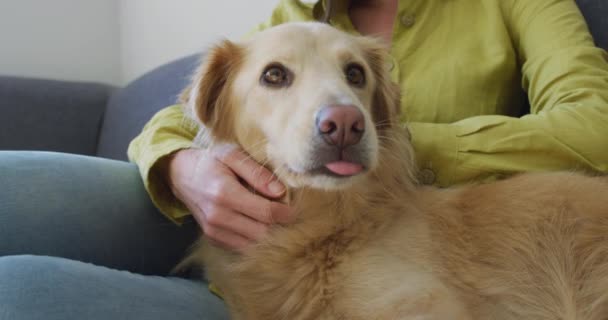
[0,76,113,155]
[577,0,608,50]
[96,54,200,160]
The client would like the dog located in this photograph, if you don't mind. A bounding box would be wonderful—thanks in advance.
[180,22,608,319]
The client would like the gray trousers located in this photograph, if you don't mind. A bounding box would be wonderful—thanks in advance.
[0,151,229,320]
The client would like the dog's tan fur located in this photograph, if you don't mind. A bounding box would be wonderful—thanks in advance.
[182,22,608,319]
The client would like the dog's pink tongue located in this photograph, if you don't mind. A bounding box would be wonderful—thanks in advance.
[325,161,363,176]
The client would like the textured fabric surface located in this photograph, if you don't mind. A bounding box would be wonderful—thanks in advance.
[0,76,113,155]
[96,54,200,161]
[0,255,228,320]
[129,0,608,220]
[0,151,198,275]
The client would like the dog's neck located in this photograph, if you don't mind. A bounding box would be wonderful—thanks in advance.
[281,164,416,237]
[284,185,367,229]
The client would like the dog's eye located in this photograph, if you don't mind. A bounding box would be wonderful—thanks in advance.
[345,63,365,87]
[260,64,292,88]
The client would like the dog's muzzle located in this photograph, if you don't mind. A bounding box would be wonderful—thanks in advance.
[309,104,368,177]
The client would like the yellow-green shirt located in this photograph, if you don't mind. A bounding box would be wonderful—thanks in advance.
[129,0,608,223]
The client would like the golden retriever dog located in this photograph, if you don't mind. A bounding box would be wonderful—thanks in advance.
[181,22,608,319]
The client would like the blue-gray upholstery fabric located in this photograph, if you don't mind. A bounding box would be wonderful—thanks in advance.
[0,77,113,155]
[0,255,228,320]
[96,54,200,161]
[0,151,198,276]
[577,0,608,50]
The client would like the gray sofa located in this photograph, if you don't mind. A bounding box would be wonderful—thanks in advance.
[0,55,202,276]
[0,1,606,276]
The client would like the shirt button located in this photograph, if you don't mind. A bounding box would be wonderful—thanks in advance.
[418,168,436,185]
[400,13,416,28]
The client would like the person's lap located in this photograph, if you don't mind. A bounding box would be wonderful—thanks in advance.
[0,255,228,320]
[0,151,228,319]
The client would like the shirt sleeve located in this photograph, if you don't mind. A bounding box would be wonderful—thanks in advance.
[127,104,198,223]
[408,0,608,186]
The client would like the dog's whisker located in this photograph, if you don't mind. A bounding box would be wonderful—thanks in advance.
[271,165,286,182]
[373,119,393,127]
[234,139,268,168]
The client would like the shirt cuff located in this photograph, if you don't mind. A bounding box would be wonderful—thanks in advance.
[138,141,194,224]
[406,122,460,186]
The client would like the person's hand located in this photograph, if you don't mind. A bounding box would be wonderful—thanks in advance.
[166,145,294,251]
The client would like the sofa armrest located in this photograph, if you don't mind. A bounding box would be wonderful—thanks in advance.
[0,76,115,155]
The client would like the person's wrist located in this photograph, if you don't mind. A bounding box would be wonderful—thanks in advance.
[165,148,197,189]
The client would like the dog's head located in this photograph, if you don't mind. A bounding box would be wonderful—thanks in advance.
[184,22,404,190]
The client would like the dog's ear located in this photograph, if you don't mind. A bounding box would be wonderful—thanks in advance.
[360,38,401,131]
[180,40,244,142]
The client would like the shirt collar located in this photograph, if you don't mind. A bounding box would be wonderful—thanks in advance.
[313,0,357,33]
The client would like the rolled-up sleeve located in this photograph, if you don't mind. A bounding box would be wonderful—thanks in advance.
[128,105,197,223]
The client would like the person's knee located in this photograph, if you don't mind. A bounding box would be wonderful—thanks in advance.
[0,255,112,319]
[0,255,59,311]
[0,255,109,288]
[0,254,53,277]
[0,255,71,290]
[0,255,229,320]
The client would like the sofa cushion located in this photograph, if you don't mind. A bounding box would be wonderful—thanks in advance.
[0,76,113,155]
[96,54,201,160]
[577,0,608,50]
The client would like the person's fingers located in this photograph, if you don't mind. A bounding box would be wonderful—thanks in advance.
[206,227,252,252]
[193,209,253,251]
[206,176,294,224]
[214,146,286,199]
[204,206,269,241]
[233,194,294,225]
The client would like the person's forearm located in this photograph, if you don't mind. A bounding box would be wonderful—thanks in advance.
[408,103,608,187]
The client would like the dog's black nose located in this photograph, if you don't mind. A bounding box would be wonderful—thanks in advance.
[316,105,365,148]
